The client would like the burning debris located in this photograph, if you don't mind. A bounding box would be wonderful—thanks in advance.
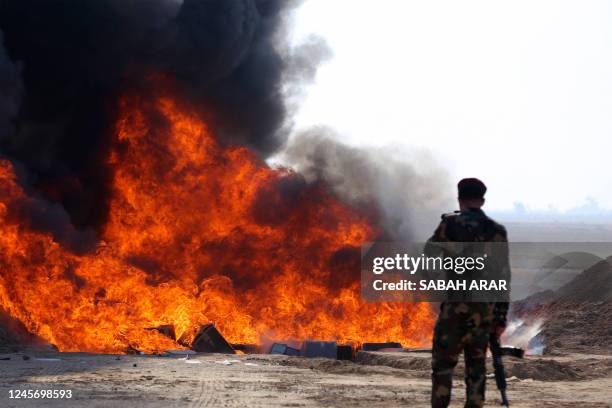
[336,344,354,360]
[190,324,235,354]
[362,342,402,351]
[270,343,300,357]
[231,343,259,354]
[145,324,176,341]
[0,83,436,353]
[300,341,337,359]
[0,0,436,355]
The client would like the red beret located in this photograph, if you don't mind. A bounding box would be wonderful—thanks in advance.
[458,178,487,199]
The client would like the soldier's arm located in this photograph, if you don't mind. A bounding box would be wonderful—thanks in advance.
[427,215,450,243]
[424,216,449,260]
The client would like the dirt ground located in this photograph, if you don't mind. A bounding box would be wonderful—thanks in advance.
[0,349,610,408]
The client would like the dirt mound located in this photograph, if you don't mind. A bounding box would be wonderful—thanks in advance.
[535,301,612,354]
[511,257,612,354]
[515,257,612,308]
[257,354,417,377]
[353,351,612,382]
[511,289,556,316]
[555,257,612,301]
[506,358,582,381]
[507,355,612,381]
[355,351,431,371]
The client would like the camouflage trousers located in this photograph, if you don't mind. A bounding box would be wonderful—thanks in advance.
[431,302,494,408]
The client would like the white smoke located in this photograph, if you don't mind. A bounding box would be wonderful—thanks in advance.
[502,318,545,355]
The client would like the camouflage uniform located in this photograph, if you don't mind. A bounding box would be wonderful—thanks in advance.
[428,208,509,408]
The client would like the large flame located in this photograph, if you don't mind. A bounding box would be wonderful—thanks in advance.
[0,92,434,353]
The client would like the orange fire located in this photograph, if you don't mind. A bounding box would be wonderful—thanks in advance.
[0,91,434,353]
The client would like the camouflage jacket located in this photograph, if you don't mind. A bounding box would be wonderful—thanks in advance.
[427,208,510,327]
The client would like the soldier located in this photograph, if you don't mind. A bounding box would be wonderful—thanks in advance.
[429,178,509,408]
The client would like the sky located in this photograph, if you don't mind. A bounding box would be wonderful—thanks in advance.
[289,0,612,216]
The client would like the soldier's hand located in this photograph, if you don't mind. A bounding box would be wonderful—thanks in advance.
[493,324,505,338]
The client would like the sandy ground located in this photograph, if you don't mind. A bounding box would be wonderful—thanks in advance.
[0,350,610,408]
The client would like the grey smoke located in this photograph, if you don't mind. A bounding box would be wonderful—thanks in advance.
[277,127,454,240]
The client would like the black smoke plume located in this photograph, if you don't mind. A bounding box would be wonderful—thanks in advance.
[0,31,21,141]
[0,0,320,231]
